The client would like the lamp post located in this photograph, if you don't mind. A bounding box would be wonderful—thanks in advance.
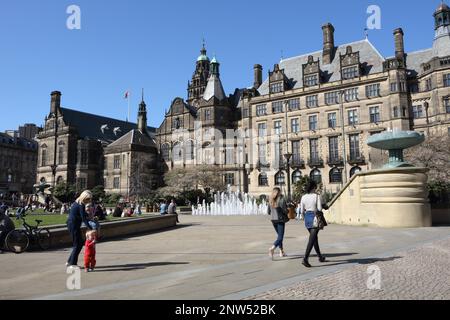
[51,111,59,188]
[339,91,348,186]
[284,101,293,201]
[424,102,430,136]
[245,163,251,194]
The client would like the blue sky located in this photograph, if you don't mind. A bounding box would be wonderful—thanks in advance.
[0,0,444,131]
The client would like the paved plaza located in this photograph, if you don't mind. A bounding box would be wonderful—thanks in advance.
[0,215,449,300]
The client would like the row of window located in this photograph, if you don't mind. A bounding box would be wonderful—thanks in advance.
[258,166,362,186]
[40,147,89,167]
[270,73,450,95]
[258,107,381,136]
[419,74,450,92]
[258,135,362,164]
[223,166,362,187]
[259,84,383,115]
[257,98,301,116]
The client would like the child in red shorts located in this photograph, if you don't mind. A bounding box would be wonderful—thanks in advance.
[84,230,97,272]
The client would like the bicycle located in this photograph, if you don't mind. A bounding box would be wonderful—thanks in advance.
[5,214,51,254]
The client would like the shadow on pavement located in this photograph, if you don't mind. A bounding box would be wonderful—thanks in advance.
[315,256,403,267]
[278,252,359,261]
[92,261,189,272]
[104,223,202,243]
[100,251,279,255]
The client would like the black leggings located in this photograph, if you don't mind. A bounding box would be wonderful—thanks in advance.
[67,226,84,266]
[304,228,322,261]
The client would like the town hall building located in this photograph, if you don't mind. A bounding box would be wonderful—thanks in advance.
[36,3,450,198]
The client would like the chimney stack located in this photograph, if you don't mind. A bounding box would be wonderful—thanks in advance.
[393,28,405,60]
[253,64,263,89]
[322,23,335,65]
[50,91,61,115]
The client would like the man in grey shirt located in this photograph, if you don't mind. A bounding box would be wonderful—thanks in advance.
[168,199,179,223]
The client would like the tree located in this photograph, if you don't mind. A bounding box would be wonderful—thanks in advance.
[405,134,450,205]
[128,153,159,200]
[292,176,311,203]
[103,193,122,206]
[292,176,332,205]
[163,165,226,194]
[405,134,450,182]
[53,182,76,203]
[91,185,105,202]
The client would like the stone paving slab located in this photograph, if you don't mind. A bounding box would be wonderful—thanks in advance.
[247,238,450,300]
[0,216,449,300]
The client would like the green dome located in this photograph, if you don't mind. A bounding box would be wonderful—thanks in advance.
[197,54,210,62]
[210,56,219,64]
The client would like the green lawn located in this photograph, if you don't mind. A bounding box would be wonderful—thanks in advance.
[12,214,149,229]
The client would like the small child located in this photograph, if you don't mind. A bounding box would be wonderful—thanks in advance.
[84,230,97,272]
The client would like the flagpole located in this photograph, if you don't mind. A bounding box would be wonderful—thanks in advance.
[127,91,130,123]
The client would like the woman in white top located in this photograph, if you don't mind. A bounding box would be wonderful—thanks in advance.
[300,180,326,268]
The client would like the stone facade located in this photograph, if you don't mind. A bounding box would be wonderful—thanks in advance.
[0,132,38,195]
[35,4,450,199]
[36,91,157,193]
[157,4,450,199]
[103,97,159,197]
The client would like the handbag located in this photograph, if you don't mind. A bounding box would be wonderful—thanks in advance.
[314,195,328,230]
[278,207,290,223]
[288,206,296,220]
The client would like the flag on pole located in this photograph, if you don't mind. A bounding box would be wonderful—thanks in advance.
[124,90,131,122]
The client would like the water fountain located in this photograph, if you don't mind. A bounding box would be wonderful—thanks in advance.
[367,129,425,168]
[192,186,268,216]
[326,128,432,228]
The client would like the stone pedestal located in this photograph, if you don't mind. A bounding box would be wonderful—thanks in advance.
[326,167,432,228]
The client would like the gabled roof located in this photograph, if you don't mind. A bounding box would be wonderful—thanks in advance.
[203,74,226,101]
[60,108,156,143]
[258,39,385,95]
[403,48,434,77]
[106,129,157,150]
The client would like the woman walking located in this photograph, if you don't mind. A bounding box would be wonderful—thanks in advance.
[66,190,94,268]
[300,181,327,268]
[268,187,289,260]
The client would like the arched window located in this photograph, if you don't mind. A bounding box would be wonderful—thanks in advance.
[185,140,195,161]
[161,144,170,161]
[40,177,46,183]
[292,171,302,184]
[329,168,342,184]
[58,146,64,165]
[350,166,362,178]
[275,171,286,186]
[259,173,269,186]
[41,149,47,166]
[310,169,322,184]
[173,142,183,162]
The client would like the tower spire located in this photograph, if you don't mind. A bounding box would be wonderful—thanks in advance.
[137,89,148,135]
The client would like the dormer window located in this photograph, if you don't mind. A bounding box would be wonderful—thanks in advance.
[305,74,319,86]
[270,82,284,94]
[340,46,361,80]
[342,66,359,80]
